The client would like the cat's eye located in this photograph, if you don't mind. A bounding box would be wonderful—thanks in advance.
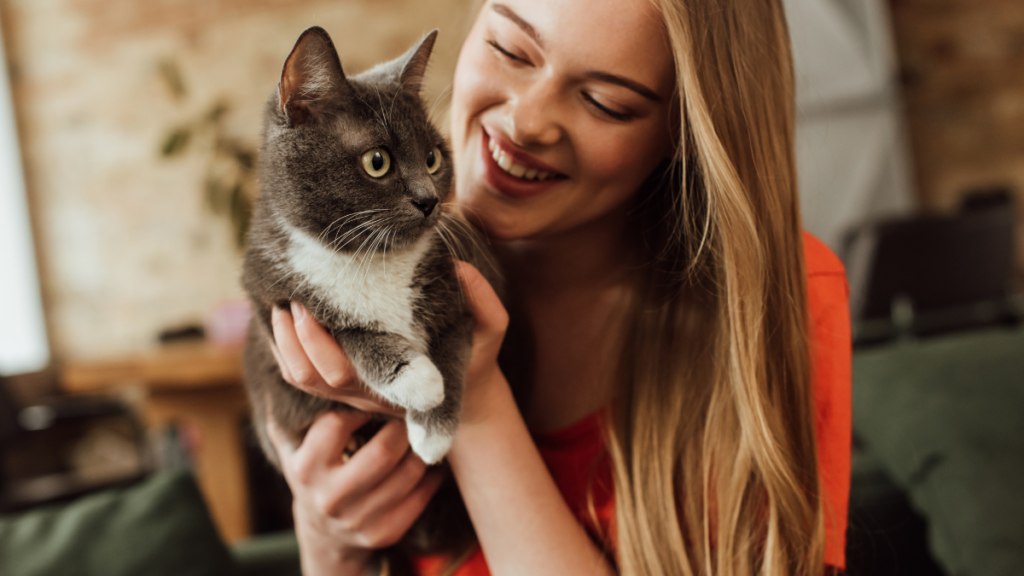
[361,148,391,178]
[426,147,442,174]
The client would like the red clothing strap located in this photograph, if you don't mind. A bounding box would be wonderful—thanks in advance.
[417,231,852,574]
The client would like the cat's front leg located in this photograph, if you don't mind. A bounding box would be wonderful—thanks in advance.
[335,329,444,413]
[406,321,473,464]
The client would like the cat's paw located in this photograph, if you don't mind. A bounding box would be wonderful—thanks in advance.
[407,420,454,465]
[386,355,444,412]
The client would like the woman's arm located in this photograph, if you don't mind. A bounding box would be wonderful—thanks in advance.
[444,263,615,576]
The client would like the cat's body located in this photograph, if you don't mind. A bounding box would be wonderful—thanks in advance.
[242,26,493,472]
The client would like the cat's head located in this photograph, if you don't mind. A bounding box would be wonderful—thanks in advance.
[260,26,451,253]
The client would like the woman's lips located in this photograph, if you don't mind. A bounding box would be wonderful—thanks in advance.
[480,128,566,200]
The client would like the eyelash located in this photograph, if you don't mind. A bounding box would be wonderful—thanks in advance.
[486,38,633,122]
[486,39,530,65]
[581,92,632,122]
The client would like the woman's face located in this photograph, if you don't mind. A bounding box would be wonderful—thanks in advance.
[450,0,676,241]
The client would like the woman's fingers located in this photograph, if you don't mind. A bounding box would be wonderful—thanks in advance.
[338,445,430,531]
[455,261,509,335]
[363,469,446,548]
[330,420,413,500]
[288,410,373,486]
[268,340,295,384]
[272,306,326,389]
[271,305,406,418]
[290,303,360,390]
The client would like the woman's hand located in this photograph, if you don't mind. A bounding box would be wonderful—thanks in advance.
[266,261,509,574]
[270,261,510,424]
[270,302,403,417]
[453,260,510,425]
[266,411,445,576]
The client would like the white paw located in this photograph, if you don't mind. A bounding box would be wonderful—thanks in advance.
[386,356,444,411]
[407,419,454,465]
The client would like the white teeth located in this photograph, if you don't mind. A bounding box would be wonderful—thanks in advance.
[489,139,556,182]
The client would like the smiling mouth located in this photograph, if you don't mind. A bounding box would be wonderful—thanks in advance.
[487,138,560,182]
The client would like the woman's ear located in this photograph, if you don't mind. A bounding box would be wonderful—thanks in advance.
[278,26,350,126]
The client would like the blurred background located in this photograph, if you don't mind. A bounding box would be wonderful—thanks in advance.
[0,1,1021,575]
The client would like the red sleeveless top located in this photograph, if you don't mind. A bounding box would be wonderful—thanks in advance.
[417,231,852,573]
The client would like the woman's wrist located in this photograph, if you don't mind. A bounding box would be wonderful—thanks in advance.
[455,366,514,431]
[297,538,374,576]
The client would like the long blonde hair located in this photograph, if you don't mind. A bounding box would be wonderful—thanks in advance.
[605,0,824,574]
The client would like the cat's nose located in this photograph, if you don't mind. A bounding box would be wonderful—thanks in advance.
[411,197,438,217]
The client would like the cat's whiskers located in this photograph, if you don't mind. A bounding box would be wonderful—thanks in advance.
[316,209,390,245]
[439,211,503,282]
[318,213,378,253]
[328,214,395,252]
[334,216,396,287]
[382,224,396,280]
[314,223,383,317]
[433,222,468,310]
[427,83,453,123]
[359,226,390,287]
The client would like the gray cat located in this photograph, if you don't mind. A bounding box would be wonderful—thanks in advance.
[242,26,495,474]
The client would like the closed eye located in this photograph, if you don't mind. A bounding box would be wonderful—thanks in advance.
[486,39,532,66]
[581,92,633,122]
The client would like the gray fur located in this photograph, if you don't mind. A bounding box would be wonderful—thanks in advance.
[242,26,495,473]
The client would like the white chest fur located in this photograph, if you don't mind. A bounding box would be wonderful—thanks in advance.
[284,225,434,352]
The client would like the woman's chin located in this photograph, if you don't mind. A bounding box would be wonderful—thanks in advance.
[452,195,528,242]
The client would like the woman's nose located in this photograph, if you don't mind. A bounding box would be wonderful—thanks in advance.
[507,80,563,147]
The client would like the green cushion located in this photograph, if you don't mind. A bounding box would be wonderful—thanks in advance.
[231,531,301,576]
[0,471,234,576]
[853,327,1024,576]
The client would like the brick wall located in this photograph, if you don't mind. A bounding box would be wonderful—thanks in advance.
[0,0,475,361]
[889,0,1024,275]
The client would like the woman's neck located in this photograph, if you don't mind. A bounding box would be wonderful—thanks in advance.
[501,208,635,294]
[497,209,639,431]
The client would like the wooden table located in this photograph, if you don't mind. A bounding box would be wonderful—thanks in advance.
[62,343,253,543]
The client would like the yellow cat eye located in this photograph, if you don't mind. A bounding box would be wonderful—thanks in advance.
[361,148,391,178]
[426,146,442,175]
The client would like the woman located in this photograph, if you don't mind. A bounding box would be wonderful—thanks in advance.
[266,0,852,574]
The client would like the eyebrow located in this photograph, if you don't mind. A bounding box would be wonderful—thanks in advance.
[585,71,662,102]
[491,3,662,103]
[492,4,543,47]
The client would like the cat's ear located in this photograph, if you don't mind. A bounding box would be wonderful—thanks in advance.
[278,26,349,126]
[396,29,438,97]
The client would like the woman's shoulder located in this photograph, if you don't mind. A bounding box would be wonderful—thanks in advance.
[801,230,849,330]
[802,231,846,280]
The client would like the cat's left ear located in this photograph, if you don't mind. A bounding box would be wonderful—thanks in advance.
[396,29,439,97]
[278,26,350,126]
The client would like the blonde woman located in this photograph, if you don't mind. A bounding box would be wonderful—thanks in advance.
[266,0,852,574]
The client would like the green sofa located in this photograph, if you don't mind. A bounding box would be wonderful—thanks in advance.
[849,326,1024,576]
[2,326,1021,576]
[0,470,301,576]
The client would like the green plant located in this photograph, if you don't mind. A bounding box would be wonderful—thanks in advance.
[157,59,256,249]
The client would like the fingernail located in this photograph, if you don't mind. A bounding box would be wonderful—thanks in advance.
[290,302,306,324]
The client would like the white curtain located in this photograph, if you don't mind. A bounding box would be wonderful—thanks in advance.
[784,0,914,251]
[0,16,50,376]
